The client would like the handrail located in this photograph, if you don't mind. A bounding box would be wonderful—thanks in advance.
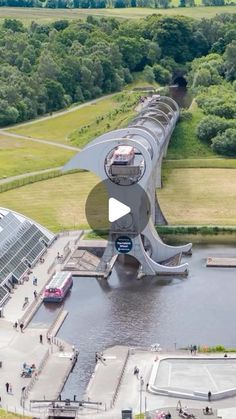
[110,348,129,408]
[20,270,56,327]
[23,348,50,401]
[47,305,65,339]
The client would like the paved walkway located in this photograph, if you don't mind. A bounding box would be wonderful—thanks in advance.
[4,234,72,322]
[0,232,81,415]
[84,347,236,419]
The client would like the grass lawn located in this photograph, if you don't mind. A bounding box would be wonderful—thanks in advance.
[9,93,139,147]
[0,168,235,231]
[0,6,235,24]
[0,411,31,419]
[158,168,236,225]
[0,172,99,231]
[166,101,215,159]
[0,135,75,179]
[164,158,236,169]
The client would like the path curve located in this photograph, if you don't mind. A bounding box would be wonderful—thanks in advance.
[0,130,79,151]
[5,93,115,130]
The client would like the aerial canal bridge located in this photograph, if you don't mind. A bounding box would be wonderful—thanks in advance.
[63,95,192,277]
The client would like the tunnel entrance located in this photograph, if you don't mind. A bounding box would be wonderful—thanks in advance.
[173,75,187,87]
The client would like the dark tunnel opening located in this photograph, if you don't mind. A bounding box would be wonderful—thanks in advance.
[173,76,188,87]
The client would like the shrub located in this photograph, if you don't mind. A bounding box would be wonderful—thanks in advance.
[196,115,231,142]
[209,103,236,119]
[179,110,192,121]
[152,64,171,85]
[212,128,236,156]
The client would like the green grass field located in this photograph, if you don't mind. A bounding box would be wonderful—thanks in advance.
[0,5,235,24]
[9,93,139,147]
[0,172,99,231]
[0,134,75,178]
[159,168,236,225]
[0,168,235,230]
[164,158,236,169]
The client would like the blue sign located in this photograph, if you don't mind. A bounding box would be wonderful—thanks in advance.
[115,236,132,254]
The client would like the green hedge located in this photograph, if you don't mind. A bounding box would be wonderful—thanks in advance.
[0,169,83,194]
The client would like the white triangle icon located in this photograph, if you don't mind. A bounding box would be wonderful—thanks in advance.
[108,198,131,223]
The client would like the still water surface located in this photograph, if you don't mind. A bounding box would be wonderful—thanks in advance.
[31,244,236,398]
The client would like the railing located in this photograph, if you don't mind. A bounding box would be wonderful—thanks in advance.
[51,336,66,351]
[110,348,129,408]
[20,270,56,327]
[47,306,65,339]
[23,348,50,402]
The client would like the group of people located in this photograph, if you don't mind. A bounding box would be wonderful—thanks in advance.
[13,321,24,332]
[21,362,36,378]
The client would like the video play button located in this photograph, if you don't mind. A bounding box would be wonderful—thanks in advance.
[108,198,130,223]
[85,179,150,238]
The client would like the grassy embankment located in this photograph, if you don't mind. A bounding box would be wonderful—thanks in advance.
[1,92,139,180]
[9,92,140,147]
[0,5,235,25]
[0,135,75,179]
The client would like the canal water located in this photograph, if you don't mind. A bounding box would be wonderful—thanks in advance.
[31,243,236,399]
[168,85,193,109]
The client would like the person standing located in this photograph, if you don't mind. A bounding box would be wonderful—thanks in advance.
[8,384,12,394]
[20,322,24,333]
[34,290,37,299]
[39,334,43,344]
[13,321,18,330]
[5,383,9,393]
[208,390,212,401]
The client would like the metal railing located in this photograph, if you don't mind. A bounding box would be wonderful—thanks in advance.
[20,270,56,327]
[110,348,129,408]
[47,306,65,339]
[23,348,50,402]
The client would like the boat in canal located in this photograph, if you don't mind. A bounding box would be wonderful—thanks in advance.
[43,272,73,302]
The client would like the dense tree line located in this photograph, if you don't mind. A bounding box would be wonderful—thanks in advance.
[0,14,235,127]
[187,30,236,156]
[0,0,235,8]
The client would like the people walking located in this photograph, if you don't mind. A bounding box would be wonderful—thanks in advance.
[20,322,24,333]
[39,334,43,344]
[33,290,37,299]
[33,276,37,286]
[5,382,9,393]
[13,321,18,330]
[208,390,212,401]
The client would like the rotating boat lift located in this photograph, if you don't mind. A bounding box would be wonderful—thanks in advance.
[63,95,192,276]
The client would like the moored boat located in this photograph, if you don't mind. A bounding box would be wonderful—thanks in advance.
[43,272,73,303]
